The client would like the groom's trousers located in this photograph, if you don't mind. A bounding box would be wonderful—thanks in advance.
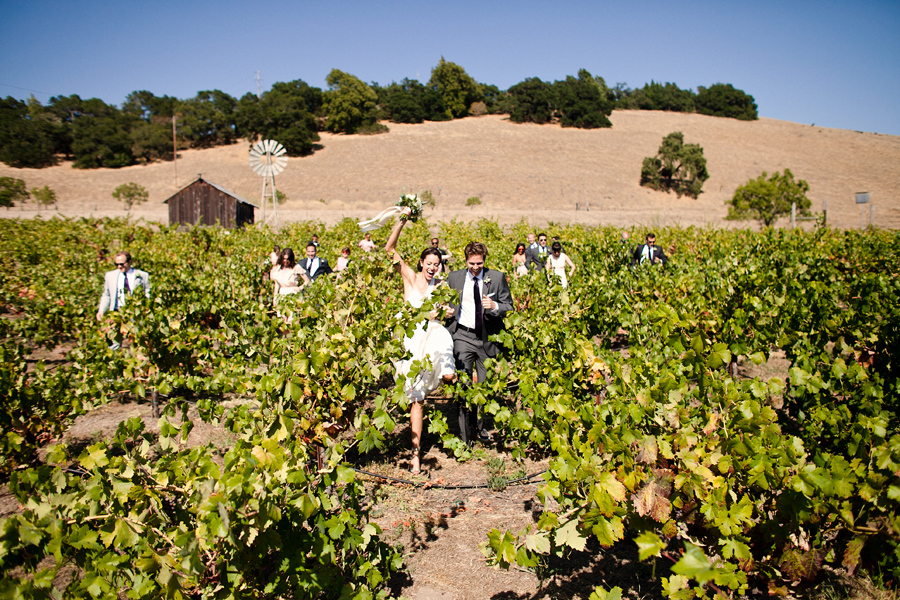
[452,326,489,445]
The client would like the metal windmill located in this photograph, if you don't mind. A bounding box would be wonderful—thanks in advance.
[248,139,288,225]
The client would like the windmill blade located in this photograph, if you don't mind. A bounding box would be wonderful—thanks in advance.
[272,142,286,156]
[270,159,287,175]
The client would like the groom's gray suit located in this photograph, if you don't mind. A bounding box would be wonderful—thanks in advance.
[446,266,513,444]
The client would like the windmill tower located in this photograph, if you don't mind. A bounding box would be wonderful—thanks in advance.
[248,139,287,226]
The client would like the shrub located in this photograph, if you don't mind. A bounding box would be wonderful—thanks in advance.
[696,83,758,121]
[421,88,450,121]
[477,83,504,114]
[357,122,389,135]
[640,132,709,198]
[466,196,482,208]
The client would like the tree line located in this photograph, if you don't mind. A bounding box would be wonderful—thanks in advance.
[0,58,757,170]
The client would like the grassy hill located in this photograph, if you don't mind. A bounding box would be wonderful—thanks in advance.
[2,111,898,230]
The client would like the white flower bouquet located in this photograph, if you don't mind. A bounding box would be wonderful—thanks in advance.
[357,192,434,232]
[396,194,433,223]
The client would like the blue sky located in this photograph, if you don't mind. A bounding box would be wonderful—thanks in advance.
[1,0,898,135]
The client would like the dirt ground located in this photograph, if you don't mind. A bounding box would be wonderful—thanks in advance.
[2,111,898,231]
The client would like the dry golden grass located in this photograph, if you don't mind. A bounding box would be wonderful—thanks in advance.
[2,111,898,230]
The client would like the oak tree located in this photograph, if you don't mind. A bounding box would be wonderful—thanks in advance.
[640,132,709,198]
[0,177,29,208]
[554,69,613,129]
[428,58,478,120]
[31,185,57,211]
[112,182,149,210]
[323,70,378,134]
[726,169,810,227]
[507,78,556,124]
[696,83,757,121]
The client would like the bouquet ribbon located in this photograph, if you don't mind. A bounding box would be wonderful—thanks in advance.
[357,206,404,232]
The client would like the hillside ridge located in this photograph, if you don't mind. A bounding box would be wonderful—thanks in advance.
[2,111,898,230]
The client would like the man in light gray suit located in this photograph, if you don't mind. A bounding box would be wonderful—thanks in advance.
[97,251,151,320]
[445,241,513,445]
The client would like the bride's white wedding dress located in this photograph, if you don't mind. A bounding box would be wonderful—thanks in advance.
[398,278,456,403]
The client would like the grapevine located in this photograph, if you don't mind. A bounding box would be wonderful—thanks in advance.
[0,216,897,598]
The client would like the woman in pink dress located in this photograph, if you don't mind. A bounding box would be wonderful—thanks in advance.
[335,247,351,272]
[271,248,311,304]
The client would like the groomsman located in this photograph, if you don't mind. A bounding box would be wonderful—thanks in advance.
[97,251,150,320]
[524,232,551,271]
[446,241,513,445]
[304,242,333,281]
[631,233,668,267]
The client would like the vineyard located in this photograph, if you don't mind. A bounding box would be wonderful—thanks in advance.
[0,215,898,599]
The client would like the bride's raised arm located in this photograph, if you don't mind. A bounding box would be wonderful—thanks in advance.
[384,207,416,284]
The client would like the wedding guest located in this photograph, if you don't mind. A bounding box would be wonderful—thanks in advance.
[97,251,150,321]
[512,243,528,277]
[336,247,351,272]
[271,248,310,303]
[358,232,376,253]
[546,241,576,288]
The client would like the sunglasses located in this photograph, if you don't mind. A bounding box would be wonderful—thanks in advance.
[115,262,127,267]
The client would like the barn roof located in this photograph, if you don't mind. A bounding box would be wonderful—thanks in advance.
[163,176,258,208]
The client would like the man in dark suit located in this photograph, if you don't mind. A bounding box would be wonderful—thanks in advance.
[524,232,551,271]
[631,233,668,267]
[446,241,514,445]
[304,242,333,281]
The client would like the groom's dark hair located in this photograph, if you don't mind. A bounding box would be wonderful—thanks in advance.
[464,241,488,259]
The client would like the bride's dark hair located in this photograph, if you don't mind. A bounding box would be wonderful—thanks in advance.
[418,247,443,271]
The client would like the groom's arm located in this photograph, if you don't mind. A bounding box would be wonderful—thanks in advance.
[488,271,513,318]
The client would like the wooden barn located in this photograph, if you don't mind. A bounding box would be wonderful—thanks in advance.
[164,176,256,228]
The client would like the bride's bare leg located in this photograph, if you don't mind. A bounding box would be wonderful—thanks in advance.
[411,401,423,473]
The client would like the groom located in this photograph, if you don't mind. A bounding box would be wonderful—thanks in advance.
[446,241,514,445]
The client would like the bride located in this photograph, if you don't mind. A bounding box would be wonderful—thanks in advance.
[384,209,457,473]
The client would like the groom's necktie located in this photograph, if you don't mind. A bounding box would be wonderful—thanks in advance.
[123,273,131,293]
[473,278,483,338]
